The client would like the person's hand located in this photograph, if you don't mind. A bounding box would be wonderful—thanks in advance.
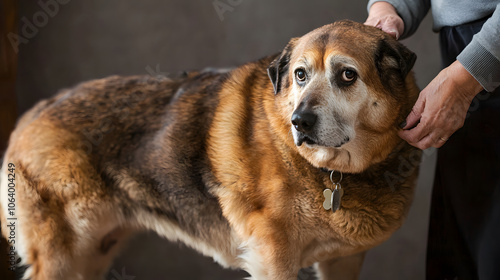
[365,2,404,39]
[399,60,484,149]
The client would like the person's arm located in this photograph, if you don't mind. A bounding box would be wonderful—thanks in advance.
[457,3,500,92]
[398,60,483,149]
[399,4,500,150]
[366,0,430,39]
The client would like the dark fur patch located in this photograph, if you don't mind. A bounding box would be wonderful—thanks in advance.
[374,39,416,96]
[267,38,297,94]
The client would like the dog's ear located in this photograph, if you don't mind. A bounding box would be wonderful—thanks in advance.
[267,38,299,94]
[375,39,416,88]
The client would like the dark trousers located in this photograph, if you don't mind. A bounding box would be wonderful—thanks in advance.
[426,18,500,280]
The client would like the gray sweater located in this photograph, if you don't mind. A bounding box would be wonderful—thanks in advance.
[367,0,500,92]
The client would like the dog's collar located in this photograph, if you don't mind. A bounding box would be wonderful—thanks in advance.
[319,167,331,173]
[319,140,410,213]
[321,169,344,213]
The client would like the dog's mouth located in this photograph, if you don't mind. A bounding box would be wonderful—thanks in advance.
[334,137,350,148]
[295,133,350,148]
[296,134,317,146]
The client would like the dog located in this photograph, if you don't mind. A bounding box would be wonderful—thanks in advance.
[0,20,421,279]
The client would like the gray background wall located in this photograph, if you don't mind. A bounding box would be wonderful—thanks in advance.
[15,0,441,279]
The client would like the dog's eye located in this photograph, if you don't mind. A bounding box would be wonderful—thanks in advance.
[295,69,307,82]
[341,69,357,83]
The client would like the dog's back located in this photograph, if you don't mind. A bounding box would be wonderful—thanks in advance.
[0,69,252,279]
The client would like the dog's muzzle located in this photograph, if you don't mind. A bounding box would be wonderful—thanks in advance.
[291,108,319,146]
[291,107,351,148]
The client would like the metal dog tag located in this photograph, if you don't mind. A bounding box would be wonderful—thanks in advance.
[323,189,333,210]
[331,184,344,213]
[324,170,344,212]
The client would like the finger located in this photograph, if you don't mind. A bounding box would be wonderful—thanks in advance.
[365,17,401,39]
[406,131,449,150]
[398,118,434,146]
[403,94,426,130]
[365,18,398,39]
[399,125,425,145]
[432,137,447,148]
[405,133,434,150]
[416,134,436,150]
[379,16,403,39]
[432,133,451,148]
[364,18,381,27]
[380,25,400,39]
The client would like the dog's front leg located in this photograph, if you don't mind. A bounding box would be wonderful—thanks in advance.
[240,236,300,280]
[314,251,366,280]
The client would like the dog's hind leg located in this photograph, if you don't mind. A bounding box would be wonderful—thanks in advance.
[3,166,132,280]
[17,218,133,280]
[0,120,138,279]
[11,193,133,280]
[0,163,70,279]
[314,251,366,280]
[1,160,132,279]
[64,225,135,280]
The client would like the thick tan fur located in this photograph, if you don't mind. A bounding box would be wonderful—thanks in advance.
[1,21,421,280]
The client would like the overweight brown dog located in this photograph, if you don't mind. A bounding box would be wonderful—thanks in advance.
[1,20,421,279]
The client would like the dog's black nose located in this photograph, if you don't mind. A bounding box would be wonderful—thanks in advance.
[291,110,317,133]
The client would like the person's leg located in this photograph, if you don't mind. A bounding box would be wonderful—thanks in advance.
[426,154,479,279]
[427,18,500,280]
[470,93,500,280]
[477,183,500,279]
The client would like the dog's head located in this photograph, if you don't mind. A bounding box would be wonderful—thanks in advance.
[267,20,418,173]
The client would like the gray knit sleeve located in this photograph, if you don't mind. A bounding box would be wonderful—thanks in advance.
[457,3,500,92]
[367,0,431,39]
